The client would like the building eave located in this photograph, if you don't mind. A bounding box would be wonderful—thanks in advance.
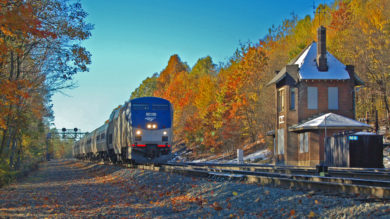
[289,126,371,132]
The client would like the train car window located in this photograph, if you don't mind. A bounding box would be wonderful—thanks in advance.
[109,134,113,144]
[101,133,105,139]
[152,104,169,110]
[132,103,149,110]
[97,135,100,141]
[87,139,91,144]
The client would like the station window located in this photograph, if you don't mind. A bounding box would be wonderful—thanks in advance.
[328,87,338,110]
[299,133,309,153]
[277,128,284,155]
[277,89,285,112]
[307,87,318,109]
[132,103,149,110]
[290,88,296,110]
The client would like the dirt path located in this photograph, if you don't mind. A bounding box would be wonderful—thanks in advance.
[1,159,390,218]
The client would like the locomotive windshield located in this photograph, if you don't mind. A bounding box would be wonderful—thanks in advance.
[152,104,169,110]
[132,103,149,110]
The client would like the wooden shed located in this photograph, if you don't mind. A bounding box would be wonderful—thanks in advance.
[325,132,383,168]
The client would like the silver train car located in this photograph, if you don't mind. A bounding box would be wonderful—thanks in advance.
[73,97,173,164]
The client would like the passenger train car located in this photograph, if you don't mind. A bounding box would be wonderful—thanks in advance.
[73,97,173,164]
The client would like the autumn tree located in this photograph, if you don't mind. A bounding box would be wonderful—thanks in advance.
[0,0,92,175]
[131,0,389,157]
[155,54,189,97]
[130,73,158,99]
[183,57,217,150]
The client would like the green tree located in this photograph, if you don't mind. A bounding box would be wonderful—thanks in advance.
[130,73,158,99]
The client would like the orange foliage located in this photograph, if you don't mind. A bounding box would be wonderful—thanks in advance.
[133,0,390,154]
[330,2,352,31]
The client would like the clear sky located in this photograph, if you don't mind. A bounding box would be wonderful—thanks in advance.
[51,0,321,132]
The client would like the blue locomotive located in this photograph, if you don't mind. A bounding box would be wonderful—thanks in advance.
[73,97,173,164]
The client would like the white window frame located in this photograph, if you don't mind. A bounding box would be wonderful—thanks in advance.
[307,87,318,109]
[277,88,285,112]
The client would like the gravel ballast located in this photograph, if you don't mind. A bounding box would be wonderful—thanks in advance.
[0,159,389,218]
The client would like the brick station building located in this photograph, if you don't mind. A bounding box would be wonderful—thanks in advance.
[267,26,367,166]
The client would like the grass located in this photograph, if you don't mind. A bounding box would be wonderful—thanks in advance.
[0,161,41,188]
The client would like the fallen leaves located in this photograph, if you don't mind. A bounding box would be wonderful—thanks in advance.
[211,201,222,211]
[227,202,232,209]
[4,160,385,218]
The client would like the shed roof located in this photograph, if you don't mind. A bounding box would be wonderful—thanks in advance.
[289,113,371,132]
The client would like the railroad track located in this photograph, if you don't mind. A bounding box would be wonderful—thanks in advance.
[175,162,390,181]
[120,162,390,199]
[94,159,390,199]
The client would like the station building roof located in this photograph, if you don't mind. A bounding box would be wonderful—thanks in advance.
[267,42,364,86]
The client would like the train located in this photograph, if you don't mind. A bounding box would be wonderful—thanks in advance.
[73,97,173,164]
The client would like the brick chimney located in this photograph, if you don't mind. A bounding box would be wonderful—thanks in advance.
[317,26,328,71]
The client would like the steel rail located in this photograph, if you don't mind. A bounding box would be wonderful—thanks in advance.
[128,162,390,199]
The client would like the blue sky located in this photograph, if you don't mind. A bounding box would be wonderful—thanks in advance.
[52,0,321,132]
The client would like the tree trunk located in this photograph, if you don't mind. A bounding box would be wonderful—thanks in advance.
[1,51,15,156]
[9,51,14,79]
[8,133,17,168]
[0,129,8,156]
[14,137,22,170]
[382,92,390,129]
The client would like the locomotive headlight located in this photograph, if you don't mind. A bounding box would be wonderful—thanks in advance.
[163,131,167,135]
[147,124,152,129]
[136,130,142,135]
[152,124,157,129]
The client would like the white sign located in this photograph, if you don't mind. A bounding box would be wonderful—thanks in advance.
[279,115,285,124]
